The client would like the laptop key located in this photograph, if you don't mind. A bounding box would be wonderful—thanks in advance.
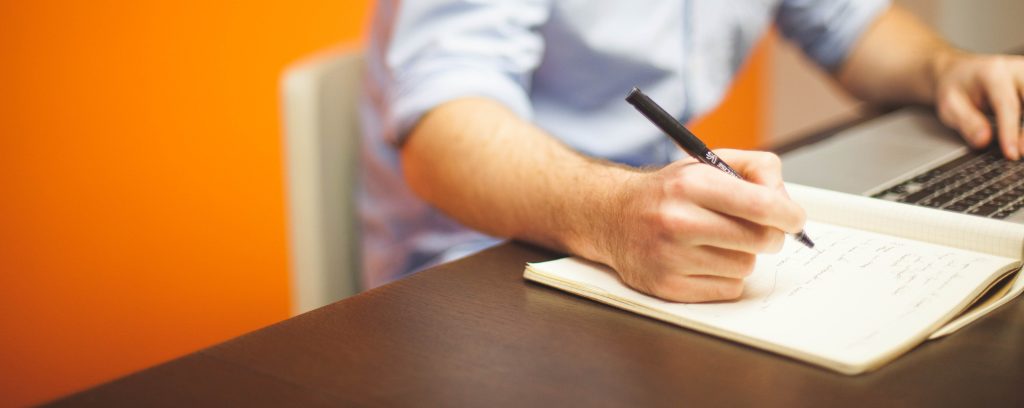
[931,191,960,204]
[903,187,942,203]
[980,186,1001,196]
[969,203,1003,216]
[994,178,1016,189]
[913,170,942,183]
[960,193,985,206]
[875,149,1024,220]
[946,203,970,211]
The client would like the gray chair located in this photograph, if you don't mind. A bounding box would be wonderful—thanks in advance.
[280,49,363,315]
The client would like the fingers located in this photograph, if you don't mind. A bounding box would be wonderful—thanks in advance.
[646,243,759,280]
[938,55,1024,158]
[624,244,756,302]
[981,65,1022,159]
[686,246,759,279]
[709,216,786,254]
[644,273,745,303]
[622,150,807,303]
[679,164,806,234]
[714,149,785,190]
[1016,70,1024,156]
[672,206,786,254]
[938,88,992,149]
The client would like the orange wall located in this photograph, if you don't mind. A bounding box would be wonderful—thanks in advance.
[0,2,766,406]
[0,1,370,406]
[690,32,774,150]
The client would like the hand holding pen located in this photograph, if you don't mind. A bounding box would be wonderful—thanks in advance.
[626,87,815,249]
[585,87,809,303]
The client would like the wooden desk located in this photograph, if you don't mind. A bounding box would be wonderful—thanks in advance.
[53,240,1024,407]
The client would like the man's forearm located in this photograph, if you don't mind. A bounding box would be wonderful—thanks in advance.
[837,5,1024,159]
[401,97,807,302]
[836,5,955,105]
[400,97,634,263]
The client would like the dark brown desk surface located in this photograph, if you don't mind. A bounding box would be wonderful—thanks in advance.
[53,241,1024,407]
[54,105,1024,406]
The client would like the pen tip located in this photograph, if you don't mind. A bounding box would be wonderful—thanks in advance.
[794,231,815,249]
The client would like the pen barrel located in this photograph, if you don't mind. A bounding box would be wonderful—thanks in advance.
[625,88,707,156]
[702,150,743,179]
[626,87,814,250]
[626,88,741,179]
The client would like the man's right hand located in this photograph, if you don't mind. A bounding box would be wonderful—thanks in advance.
[403,99,805,303]
[592,149,807,303]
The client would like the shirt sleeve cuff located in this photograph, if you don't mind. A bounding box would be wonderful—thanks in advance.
[809,1,891,71]
[388,69,534,146]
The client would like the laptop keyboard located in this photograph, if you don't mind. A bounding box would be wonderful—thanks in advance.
[872,149,1024,219]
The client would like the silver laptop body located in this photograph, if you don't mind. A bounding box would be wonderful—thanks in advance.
[781,108,1024,223]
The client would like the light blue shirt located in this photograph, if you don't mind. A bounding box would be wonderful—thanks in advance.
[358,0,890,288]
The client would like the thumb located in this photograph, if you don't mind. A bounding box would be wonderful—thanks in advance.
[938,89,992,149]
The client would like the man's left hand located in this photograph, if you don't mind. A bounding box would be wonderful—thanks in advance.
[933,52,1024,159]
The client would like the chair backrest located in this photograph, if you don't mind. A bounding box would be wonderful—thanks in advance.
[280,49,363,315]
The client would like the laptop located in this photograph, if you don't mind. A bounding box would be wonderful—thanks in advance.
[781,107,1024,223]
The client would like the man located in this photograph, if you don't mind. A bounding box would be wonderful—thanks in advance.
[358,1,1024,301]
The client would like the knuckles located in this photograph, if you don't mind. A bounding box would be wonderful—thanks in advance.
[640,251,752,302]
[792,205,808,232]
[667,164,716,192]
[979,57,1009,81]
[647,271,679,296]
[654,210,701,237]
[756,152,783,172]
[753,229,786,254]
[744,190,773,220]
[646,273,745,302]
[717,279,745,300]
[730,254,757,280]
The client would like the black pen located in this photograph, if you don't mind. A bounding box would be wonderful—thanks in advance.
[625,87,815,249]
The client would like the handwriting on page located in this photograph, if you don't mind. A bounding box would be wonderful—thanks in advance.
[755,228,980,309]
[676,221,1000,352]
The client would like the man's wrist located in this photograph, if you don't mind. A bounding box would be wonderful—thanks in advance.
[560,163,641,267]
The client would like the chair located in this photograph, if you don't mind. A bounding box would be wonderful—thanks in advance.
[280,48,363,315]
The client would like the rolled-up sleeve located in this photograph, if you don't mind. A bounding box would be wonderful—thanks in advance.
[775,0,891,71]
[378,0,551,145]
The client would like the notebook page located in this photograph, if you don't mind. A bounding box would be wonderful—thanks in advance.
[786,183,1024,259]
[525,221,1018,373]
[929,270,1024,339]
